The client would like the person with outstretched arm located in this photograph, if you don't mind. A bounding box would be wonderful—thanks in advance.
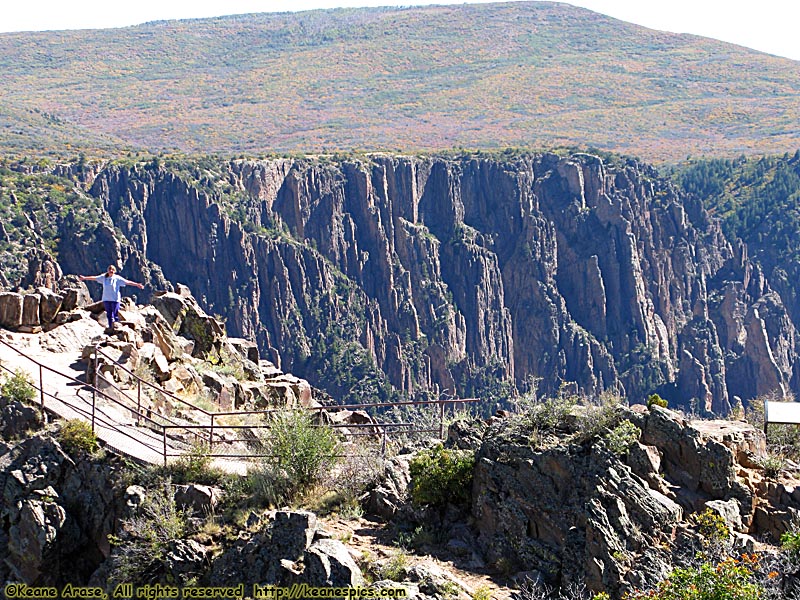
[79,265,144,329]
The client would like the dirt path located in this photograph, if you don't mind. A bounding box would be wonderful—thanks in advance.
[322,516,515,600]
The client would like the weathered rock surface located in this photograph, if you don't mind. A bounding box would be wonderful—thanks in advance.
[208,510,363,588]
[174,484,223,516]
[0,400,42,440]
[0,432,126,585]
[4,154,800,412]
[365,453,413,520]
[470,406,797,596]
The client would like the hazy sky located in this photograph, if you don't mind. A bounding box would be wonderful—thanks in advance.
[2,0,798,61]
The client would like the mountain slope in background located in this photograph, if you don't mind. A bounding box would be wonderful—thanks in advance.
[1,2,799,162]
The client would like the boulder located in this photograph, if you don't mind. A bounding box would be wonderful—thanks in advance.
[164,539,208,580]
[446,418,487,451]
[37,288,64,324]
[705,498,744,533]
[21,294,41,327]
[169,364,202,396]
[365,453,413,519]
[472,418,678,595]
[209,509,360,588]
[59,285,92,312]
[264,374,313,407]
[151,319,186,362]
[0,434,126,585]
[174,484,223,516]
[151,292,226,359]
[271,510,318,560]
[0,291,24,329]
[304,538,364,587]
[0,401,42,440]
[228,337,260,364]
[7,496,67,582]
[124,485,146,512]
[642,406,738,499]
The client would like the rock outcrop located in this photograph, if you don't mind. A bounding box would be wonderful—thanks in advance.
[209,510,363,588]
[470,405,795,596]
[0,431,127,586]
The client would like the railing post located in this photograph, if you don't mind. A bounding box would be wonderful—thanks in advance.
[93,344,100,390]
[91,385,96,434]
[209,414,215,449]
[92,344,99,434]
[381,425,387,457]
[163,427,168,467]
[136,379,142,427]
[439,399,446,439]
[38,364,45,420]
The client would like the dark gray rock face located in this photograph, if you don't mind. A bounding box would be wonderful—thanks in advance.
[470,407,780,596]
[24,153,800,410]
[471,417,679,596]
[0,433,126,585]
[0,400,42,440]
[364,453,413,520]
[208,510,363,588]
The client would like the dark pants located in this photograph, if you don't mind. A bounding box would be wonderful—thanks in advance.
[103,301,121,328]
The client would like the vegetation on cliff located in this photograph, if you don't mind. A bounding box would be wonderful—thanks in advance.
[675,151,800,326]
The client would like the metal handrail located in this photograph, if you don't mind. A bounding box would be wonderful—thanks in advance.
[1,336,480,466]
[93,343,479,443]
[0,342,169,463]
[94,345,477,417]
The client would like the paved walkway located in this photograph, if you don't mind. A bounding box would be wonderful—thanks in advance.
[0,324,249,474]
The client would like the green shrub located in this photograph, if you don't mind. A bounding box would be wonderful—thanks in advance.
[1,369,37,404]
[472,586,492,600]
[379,551,409,582]
[58,419,99,454]
[521,396,574,432]
[624,555,763,600]
[409,444,475,508]
[322,449,384,508]
[255,409,340,504]
[604,419,640,456]
[647,393,668,408]
[780,524,800,561]
[574,394,626,443]
[165,442,225,485]
[694,508,731,546]
[754,452,786,479]
[108,483,191,585]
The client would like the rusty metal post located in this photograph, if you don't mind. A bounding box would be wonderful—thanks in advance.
[136,379,142,427]
[38,364,45,420]
[163,427,168,467]
[439,399,446,439]
[381,425,387,457]
[91,345,99,434]
[91,385,96,434]
[209,414,215,449]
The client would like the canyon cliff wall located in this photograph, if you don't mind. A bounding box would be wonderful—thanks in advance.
[46,153,800,410]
